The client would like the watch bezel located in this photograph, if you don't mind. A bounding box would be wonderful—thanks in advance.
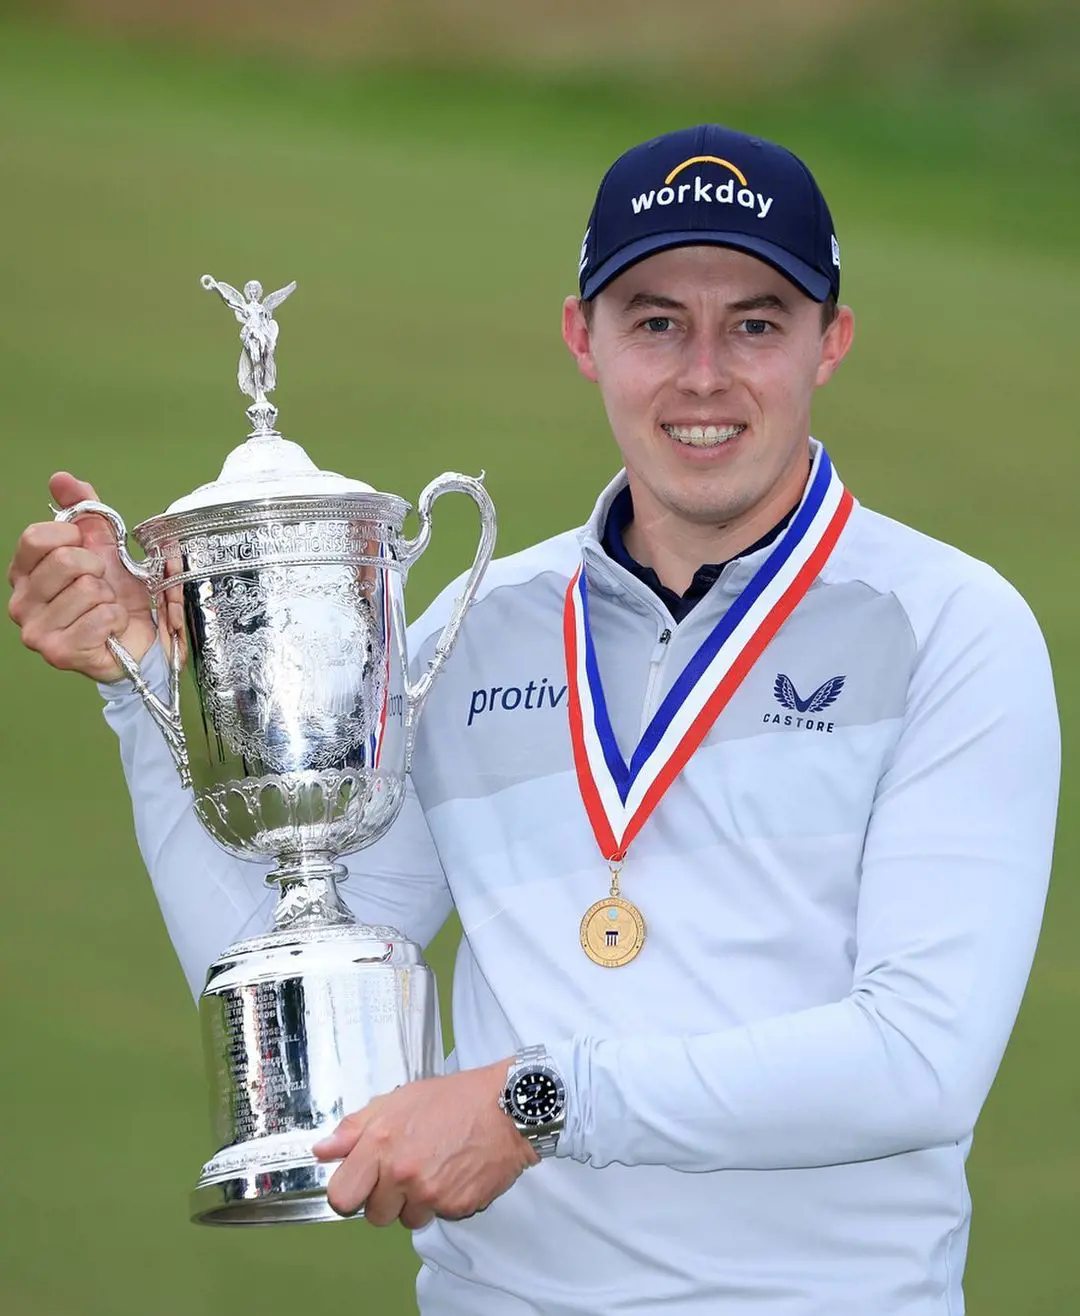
[504,1064,567,1129]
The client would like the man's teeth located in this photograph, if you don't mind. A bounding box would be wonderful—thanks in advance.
[663,423,745,447]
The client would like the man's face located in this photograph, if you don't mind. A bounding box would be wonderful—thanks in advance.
[562,246,854,534]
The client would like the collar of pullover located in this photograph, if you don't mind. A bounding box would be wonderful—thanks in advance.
[580,438,828,621]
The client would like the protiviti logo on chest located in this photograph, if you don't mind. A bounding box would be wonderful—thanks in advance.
[468,678,567,727]
[631,156,774,220]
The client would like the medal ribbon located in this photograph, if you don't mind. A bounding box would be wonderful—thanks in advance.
[369,546,394,769]
[565,446,853,862]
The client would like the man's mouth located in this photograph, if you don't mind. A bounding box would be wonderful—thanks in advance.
[661,423,746,448]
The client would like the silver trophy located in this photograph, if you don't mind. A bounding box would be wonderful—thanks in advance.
[55,276,496,1224]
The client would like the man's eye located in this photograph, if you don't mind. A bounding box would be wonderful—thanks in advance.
[740,319,772,336]
[644,317,673,333]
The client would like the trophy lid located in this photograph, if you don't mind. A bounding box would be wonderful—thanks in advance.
[165,433,375,514]
[166,274,376,515]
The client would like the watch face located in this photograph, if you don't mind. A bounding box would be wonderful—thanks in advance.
[509,1068,564,1125]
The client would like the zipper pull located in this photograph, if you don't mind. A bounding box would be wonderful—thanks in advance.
[659,628,672,644]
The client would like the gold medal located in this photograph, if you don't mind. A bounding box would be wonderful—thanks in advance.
[580,865,645,967]
[580,896,645,967]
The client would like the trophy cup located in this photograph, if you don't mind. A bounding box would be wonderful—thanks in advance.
[55,275,496,1224]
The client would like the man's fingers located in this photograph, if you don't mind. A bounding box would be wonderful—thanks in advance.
[65,603,129,655]
[399,1202,437,1231]
[24,577,123,641]
[325,1150,380,1219]
[159,577,185,639]
[46,473,118,551]
[361,1175,407,1229]
[312,1113,367,1161]
[48,472,134,558]
[165,597,185,636]
[23,603,128,672]
[8,521,83,586]
[48,471,100,509]
[8,480,157,682]
[26,545,108,608]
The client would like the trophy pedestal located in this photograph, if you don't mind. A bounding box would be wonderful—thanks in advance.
[191,922,442,1226]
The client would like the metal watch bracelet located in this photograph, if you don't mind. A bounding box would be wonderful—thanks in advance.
[505,1044,564,1156]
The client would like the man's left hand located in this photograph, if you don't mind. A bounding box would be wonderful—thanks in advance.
[312,1057,539,1228]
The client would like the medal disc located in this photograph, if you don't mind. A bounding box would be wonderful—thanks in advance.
[580,896,646,968]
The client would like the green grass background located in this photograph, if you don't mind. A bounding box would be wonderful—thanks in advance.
[0,17,1076,1315]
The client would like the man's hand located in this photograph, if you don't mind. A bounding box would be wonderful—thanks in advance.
[313,1058,539,1229]
[7,472,166,683]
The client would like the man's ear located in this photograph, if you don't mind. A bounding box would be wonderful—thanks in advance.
[562,296,599,383]
[815,305,855,387]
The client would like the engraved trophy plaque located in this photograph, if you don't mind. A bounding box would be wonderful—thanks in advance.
[55,276,496,1224]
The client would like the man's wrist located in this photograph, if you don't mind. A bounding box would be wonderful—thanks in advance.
[96,638,167,702]
[498,1045,567,1158]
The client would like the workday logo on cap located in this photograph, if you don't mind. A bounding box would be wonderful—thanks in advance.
[630,155,775,221]
[578,124,841,305]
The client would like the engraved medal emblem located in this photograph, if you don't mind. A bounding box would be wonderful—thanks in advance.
[580,895,646,968]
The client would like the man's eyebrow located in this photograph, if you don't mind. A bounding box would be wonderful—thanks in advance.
[623,292,687,314]
[621,291,793,315]
[728,292,791,314]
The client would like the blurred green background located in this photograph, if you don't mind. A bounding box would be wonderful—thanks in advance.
[0,4,1076,1313]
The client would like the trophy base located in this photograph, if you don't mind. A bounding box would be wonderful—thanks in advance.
[192,923,441,1227]
[191,1158,362,1226]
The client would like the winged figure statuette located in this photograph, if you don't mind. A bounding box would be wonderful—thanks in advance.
[200,274,297,404]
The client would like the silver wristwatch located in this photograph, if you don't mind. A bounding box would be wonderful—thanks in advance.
[497,1044,566,1158]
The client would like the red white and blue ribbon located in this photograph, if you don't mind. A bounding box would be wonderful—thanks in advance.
[564,446,853,862]
[369,546,394,770]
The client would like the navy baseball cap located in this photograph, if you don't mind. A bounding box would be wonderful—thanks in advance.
[578,124,841,303]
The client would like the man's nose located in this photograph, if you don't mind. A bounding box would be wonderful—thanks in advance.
[675,333,734,396]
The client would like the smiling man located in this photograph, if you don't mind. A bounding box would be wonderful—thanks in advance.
[8,125,1061,1315]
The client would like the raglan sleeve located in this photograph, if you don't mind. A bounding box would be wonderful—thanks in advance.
[545,569,1060,1171]
[100,634,453,1001]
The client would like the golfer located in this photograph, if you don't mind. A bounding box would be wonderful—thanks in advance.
[8,124,1061,1315]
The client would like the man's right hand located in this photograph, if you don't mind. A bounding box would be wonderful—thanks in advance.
[7,472,158,684]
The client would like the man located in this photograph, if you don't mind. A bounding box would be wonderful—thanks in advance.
[7,125,1061,1314]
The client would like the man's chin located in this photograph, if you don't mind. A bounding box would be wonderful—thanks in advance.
[655,485,755,530]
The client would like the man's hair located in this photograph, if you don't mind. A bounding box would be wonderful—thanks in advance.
[581,292,839,332]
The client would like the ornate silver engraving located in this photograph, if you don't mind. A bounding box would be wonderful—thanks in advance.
[134,496,410,596]
[270,881,355,929]
[196,570,384,774]
[192,768,404,862]
[225,922,408,956]
[140,493,408,545]
[200,1136,327,1182]
[162,523,393,593]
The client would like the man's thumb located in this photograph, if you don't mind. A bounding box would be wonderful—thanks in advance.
[49,471,100,510]
[47,471,129,560]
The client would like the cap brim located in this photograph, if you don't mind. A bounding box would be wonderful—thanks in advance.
[580,231,833,303]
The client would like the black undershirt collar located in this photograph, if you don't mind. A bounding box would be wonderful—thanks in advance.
[601,484,795,623]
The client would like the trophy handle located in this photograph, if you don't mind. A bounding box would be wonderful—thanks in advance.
[53,500,192,789]
[399,472,497,769]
